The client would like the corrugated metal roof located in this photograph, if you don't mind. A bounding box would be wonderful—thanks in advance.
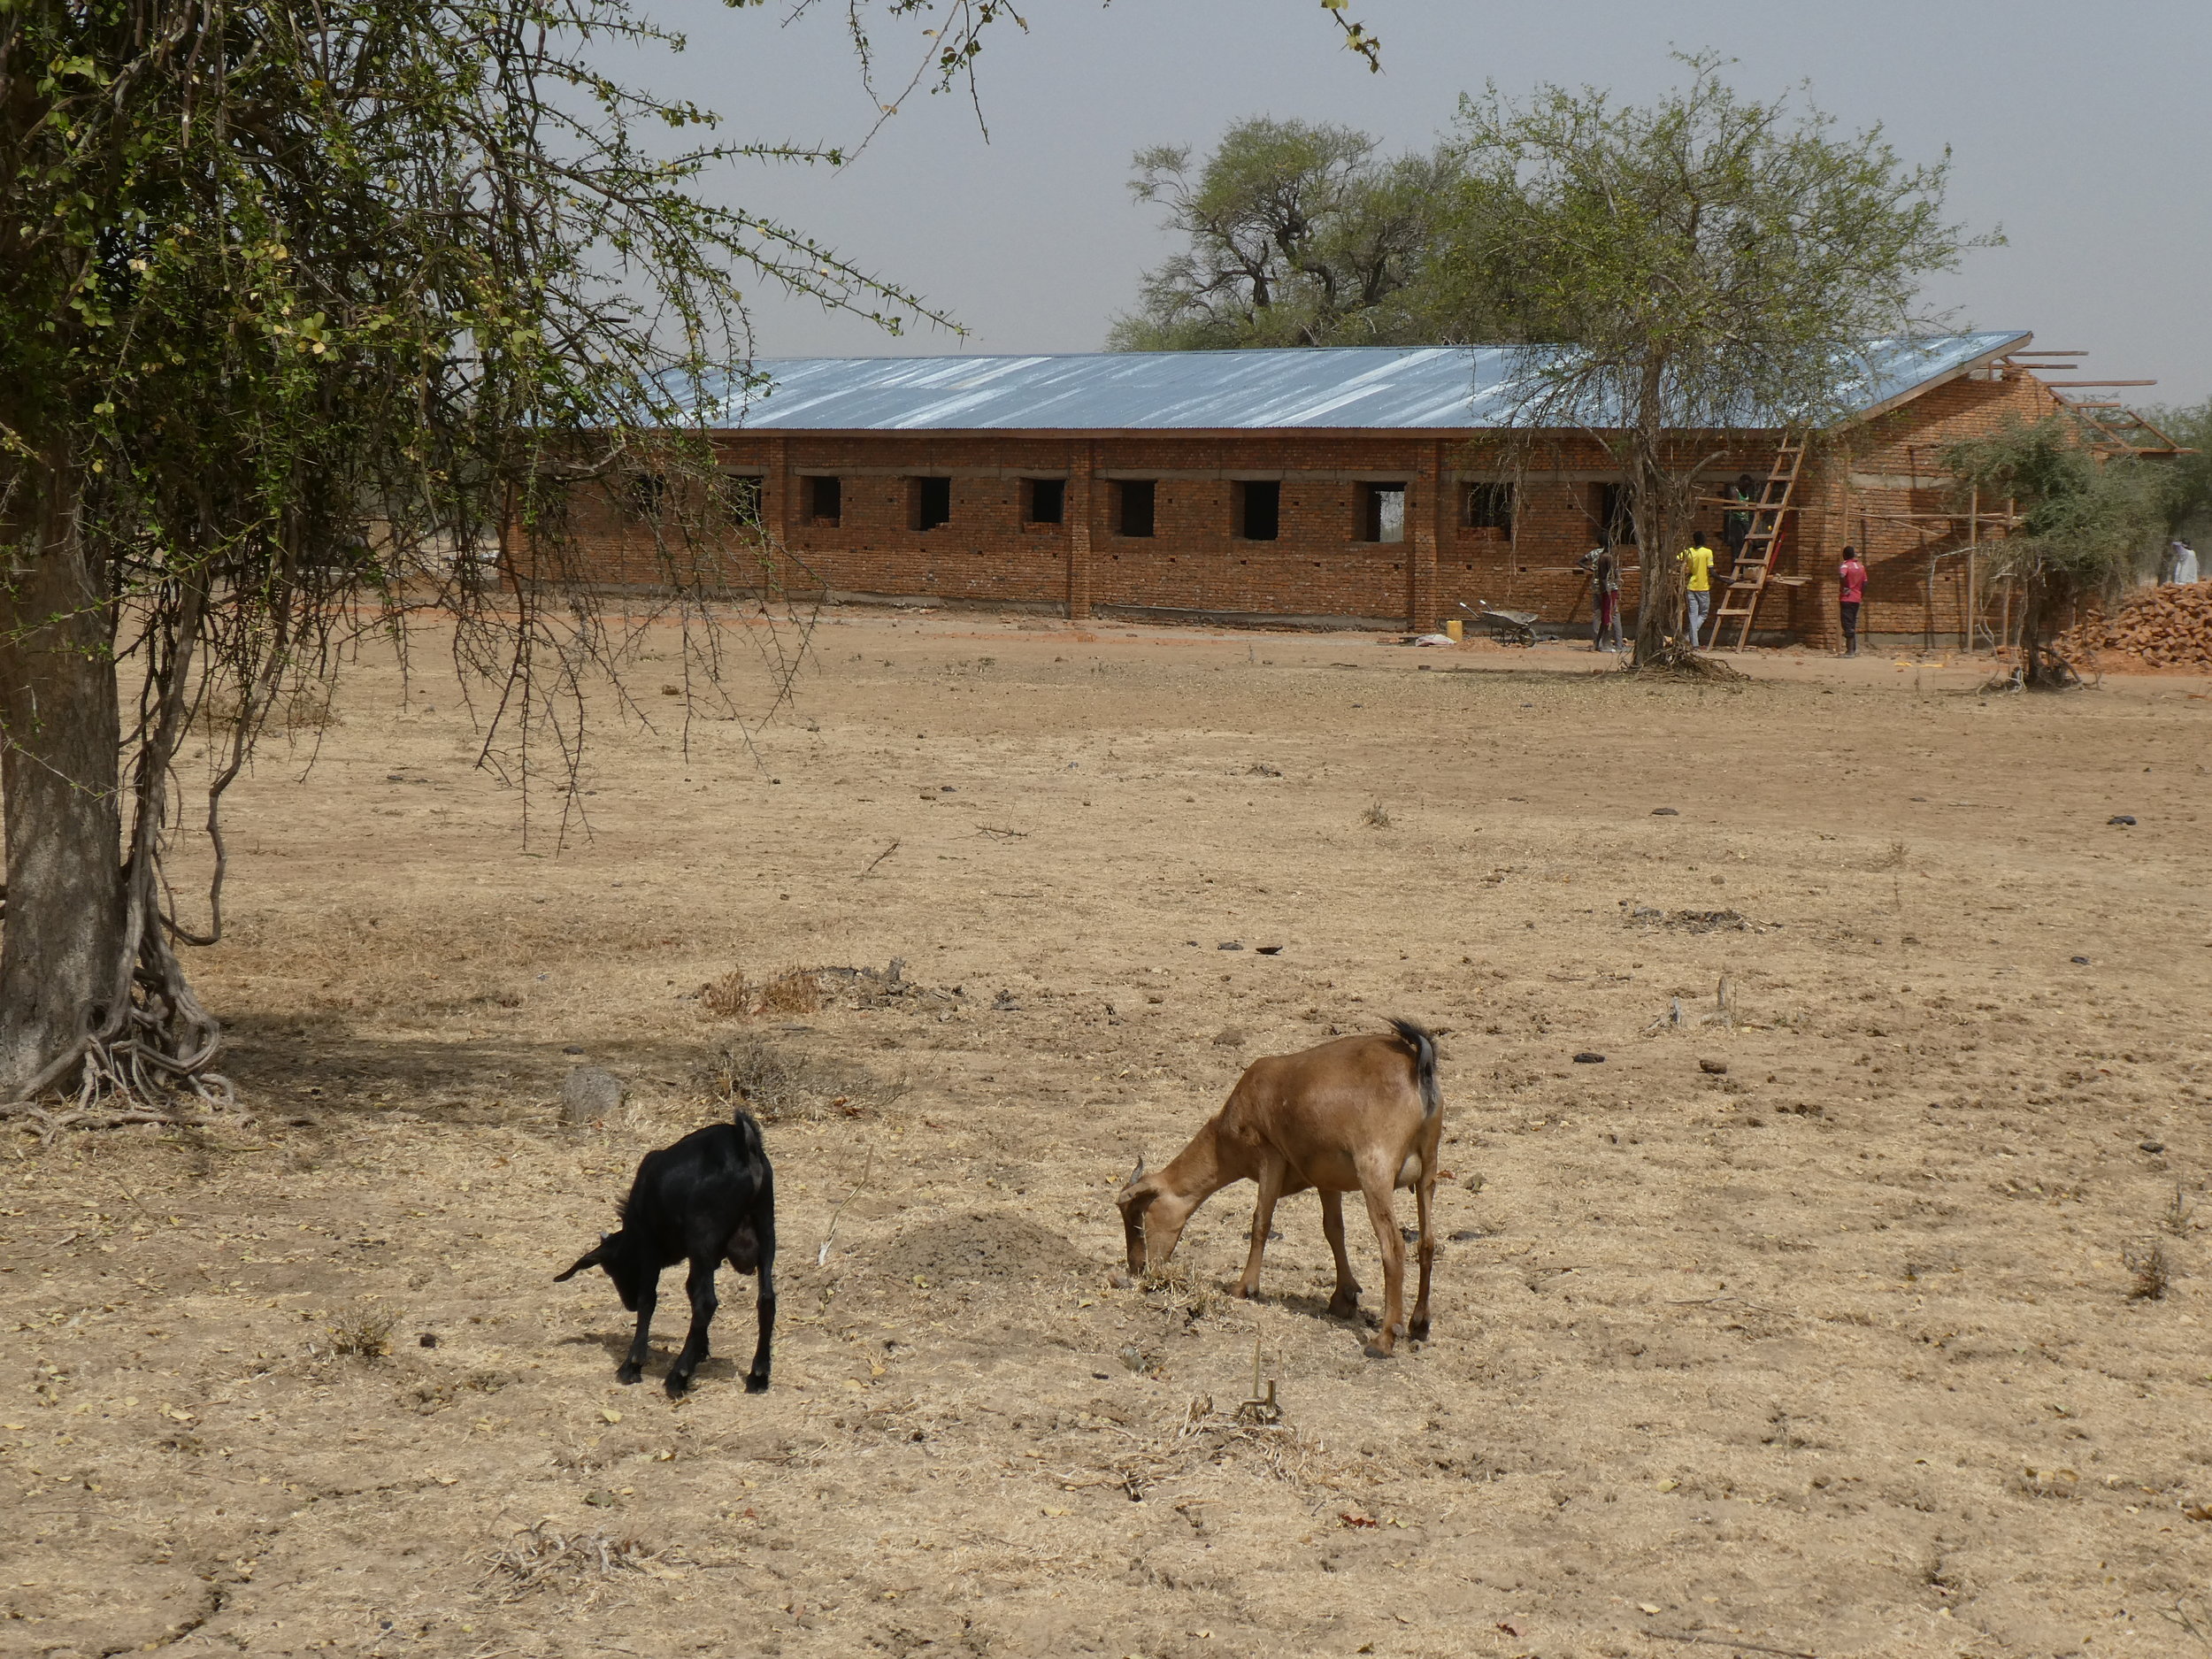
[696,334,2029,433]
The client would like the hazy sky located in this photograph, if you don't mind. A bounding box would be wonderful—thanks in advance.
[633,0,2211,406]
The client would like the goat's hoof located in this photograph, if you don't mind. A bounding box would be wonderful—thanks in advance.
[1327,1294,1360,1319]
[664,1373,693,1399]
[1409,1317,1431,1341]
[745,1372,771,1394]
[1362,1340,1397,1360]
[1107,1271,1136,1290]
[616,1364,643,1386]
[1235,1286,1263,1302]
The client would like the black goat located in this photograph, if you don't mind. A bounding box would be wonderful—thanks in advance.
[556,1109,776,1397]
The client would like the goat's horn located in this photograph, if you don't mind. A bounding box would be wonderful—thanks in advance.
[1125,1153,1146,1185]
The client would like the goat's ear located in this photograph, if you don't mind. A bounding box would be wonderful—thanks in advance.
[554,1239,609,1282]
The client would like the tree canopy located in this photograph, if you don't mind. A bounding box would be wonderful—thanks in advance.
[1108,119,1485,350]
[1942,415,2168,687]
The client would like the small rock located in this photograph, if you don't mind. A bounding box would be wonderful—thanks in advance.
[2108,815,2137,826]
[2140,1141,2166,1155]
[1117,1345,1148,1373]
[560,1066,625,1126]
[1699,1057,1730,1076]
[1213,1028,1246,1048]
[1448,1228,1484,1242]
[1461,1173,1485,1194]
[1256,945,1284,956]
[1572,1051,1606,1064]
[561,1044,585,1055]
[1217,941,1245,951]
[2070,956,2092,966]
[1651,807,1679,816]
[418,1333,439,1349]
[584,1490,618,1508]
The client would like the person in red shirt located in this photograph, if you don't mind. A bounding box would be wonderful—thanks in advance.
[1838,547,1869,657]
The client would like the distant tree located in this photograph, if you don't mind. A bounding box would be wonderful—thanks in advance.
[1942,416,2167,688]
[1109,119,1486,349]
[1445,53,1997,669]
[2145,399,2212,556]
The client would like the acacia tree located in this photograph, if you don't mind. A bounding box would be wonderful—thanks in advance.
[0,0,1383,1131]
[0,0,1002,1127]
[1444,53,1994,667]
[1110,118,1471,349]
[1941,416,2165,688]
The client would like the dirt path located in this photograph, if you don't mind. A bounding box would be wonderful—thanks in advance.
[5,612,2210,1659]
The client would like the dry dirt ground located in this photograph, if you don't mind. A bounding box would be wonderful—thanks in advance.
[5,612,2212,1659]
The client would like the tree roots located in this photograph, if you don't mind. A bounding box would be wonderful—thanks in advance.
[1626,645,1751,682]
[1,949,243,1142]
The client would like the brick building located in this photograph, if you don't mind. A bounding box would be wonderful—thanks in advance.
[549,333,2095,649]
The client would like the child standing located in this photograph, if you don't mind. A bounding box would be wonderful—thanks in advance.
[1839,546,1868,657]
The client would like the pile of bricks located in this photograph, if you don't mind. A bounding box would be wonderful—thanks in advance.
[2060,580,2212,670]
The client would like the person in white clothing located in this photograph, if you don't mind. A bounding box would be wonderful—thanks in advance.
[2169,540,2200,585]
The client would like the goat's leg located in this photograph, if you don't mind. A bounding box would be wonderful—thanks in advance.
[618,1275,658,1385]
[1355,1176,1408,1358]
[1409,1175,1436,1342]
[665,1258,718,1398]
[1234,1161,1286,1301]
[1319,1190,1363,1318]
[745,1261,776,1394]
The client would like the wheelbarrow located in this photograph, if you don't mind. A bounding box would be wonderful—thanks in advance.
[1460,600,1538,647]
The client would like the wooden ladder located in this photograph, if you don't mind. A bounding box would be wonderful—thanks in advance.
[1708,434,1806,651]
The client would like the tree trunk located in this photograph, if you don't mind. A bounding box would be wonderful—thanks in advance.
[1628,366,1685,667]
[1,454,124,1098]
[2016,566,2077,691]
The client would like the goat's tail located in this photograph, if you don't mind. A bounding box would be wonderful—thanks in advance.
[1387,1018,1441,1118]
[730,1105,768,1156]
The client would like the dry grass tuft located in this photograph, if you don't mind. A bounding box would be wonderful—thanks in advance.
[703,1031,901,1125]
[1363,801,1393,829]
[2124,1239,2171,1302]
[481,1522,664,1601]
[199,684,342,735]
[2161,1185,2194,1239]
[700,966,824,1018]
[322,1302,398,1358]
[1055,1394,1344,1503]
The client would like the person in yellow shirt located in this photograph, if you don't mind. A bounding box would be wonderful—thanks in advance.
[1679,538,1717,648]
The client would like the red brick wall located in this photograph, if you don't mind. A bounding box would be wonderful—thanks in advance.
[532,376,2059,642]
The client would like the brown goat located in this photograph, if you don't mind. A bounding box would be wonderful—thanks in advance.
[1117,1018,1442,1357]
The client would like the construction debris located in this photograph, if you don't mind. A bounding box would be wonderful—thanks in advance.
[2059,581,2212,671]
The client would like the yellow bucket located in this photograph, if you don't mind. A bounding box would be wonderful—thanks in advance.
[1445,618,1463,642]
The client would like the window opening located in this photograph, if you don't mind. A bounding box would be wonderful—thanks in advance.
[1595,481,1636,545]
[805,475,841,526]
[911,475,952,532]
[625,472,667,520]
[1115,479,1156,538]
[1237,480,1280,541]
[1360,483,1408,542]
[1024,477,1065,525]
[1465,481,1515,534]
[720,473,764,527]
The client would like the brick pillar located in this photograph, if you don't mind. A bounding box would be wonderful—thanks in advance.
[768,435,793,595]
[1408,442,1444,633]
[1066,439,1095,620]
